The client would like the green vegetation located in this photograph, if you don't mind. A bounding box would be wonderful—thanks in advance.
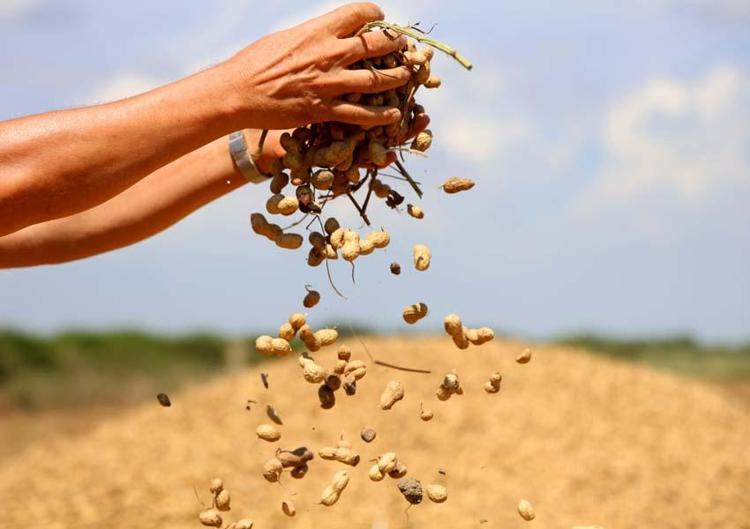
[0,328,255,410]
[557,334,750,380]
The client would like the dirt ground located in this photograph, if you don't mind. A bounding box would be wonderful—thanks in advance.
[1,337,748,529]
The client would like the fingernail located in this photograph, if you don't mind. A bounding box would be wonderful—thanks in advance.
[387,108,402,121]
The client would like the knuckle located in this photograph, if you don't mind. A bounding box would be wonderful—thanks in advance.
[352,2,383,20]
[302,93,327,120]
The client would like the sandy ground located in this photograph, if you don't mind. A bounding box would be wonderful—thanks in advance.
[0,337,748,529]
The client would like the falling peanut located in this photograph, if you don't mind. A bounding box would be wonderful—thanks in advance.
[262,457,283,482]
[516,348,532,364]
[413,244,431,271]
[426,483,448,503]
[436,372,463,401]
[380,380,404,410]
[518,499,536,521]
[303,286,320,308]
[281,500,296,517]
[441,177,475,194]
[320,470,350,506]
[420,401,434,421]
[299,355,327,383]
[402,302,429,324]
[256,424,281,442]
[215,489,231,511]
[407,204,425,219]
[484,372,502,394]
[288,312,306,330]
[199,509,222,528]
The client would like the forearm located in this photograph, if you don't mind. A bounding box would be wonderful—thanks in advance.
[0,135,256,268]
[0,4,410,237]
[0,66,241,236]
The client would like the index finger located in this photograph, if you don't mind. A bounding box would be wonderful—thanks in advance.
[316,2,384,37]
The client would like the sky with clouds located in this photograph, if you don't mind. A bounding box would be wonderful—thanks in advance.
[1,0,748,341]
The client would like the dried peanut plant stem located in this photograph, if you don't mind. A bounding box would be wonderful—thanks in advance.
[362,21,474,70]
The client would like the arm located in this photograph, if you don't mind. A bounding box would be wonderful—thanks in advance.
[0,130,284,268]
[0,2,410,236]
[0,109,430,270]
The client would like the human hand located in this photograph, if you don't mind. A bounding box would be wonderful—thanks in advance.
[220,3,411,130]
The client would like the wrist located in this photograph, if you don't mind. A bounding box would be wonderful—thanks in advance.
[210,57,265,131]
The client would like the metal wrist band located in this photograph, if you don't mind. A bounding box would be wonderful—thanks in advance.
[228,131,268,183]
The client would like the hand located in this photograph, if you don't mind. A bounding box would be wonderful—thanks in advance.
[220,3,411,130]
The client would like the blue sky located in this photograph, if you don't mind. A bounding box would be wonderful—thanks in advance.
[1,0,748,341]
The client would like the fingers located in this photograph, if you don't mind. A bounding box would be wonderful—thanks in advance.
[327,66,411,95]
[342,30,406,63]
[322,101,401,128]
[318,2,384,37]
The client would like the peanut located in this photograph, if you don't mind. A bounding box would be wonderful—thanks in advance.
[270,337,292,356]
[303,288,320,308]
[314,328,338,347]
[516,348,532,364]
[276,446,314,469]
[288,312,306,330]
[426,483,448,503]
[413,244,431,271]
[278,322,296,341]
[215,489,231,511]
[484,372,502,393]
[407,204,425,219]
[255,335,273,356]
[466,326,495,345]
[324,217,340,235]
[320,470,350,506]
[262,457,283,482]
[299,355,326,383]
[436,372,463,401]
[318,384,336,409]
[441,177,475,194]
[361,427,376,443]
[337,345,352,361]
[518,499,536,521]
[411,130,433,152]
[388,462,408,479]
[420,401,434,421]
[318,445,360,466]
[366,229,390,249]
[281,500,296,517]
[156,392,171,407]
[276,233,303,250]
[256,423,281,442]
[199,509,223,528]
[376,452,398,474]
[380,380,404,410]
[402,302,429,324]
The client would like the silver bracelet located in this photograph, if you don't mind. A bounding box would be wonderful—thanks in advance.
[228,131,269,183]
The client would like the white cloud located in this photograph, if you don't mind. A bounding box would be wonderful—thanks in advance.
[0,0,43,20]
[576,64,750,213]
[86,73,166,105]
